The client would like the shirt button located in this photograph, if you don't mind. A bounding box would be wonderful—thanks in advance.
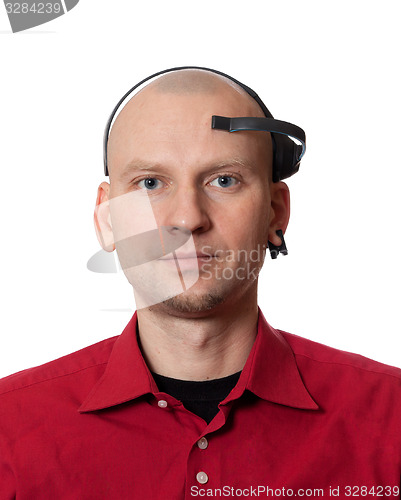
[157,400,168,408]
[197,437,208,450]
[196,471,208,484]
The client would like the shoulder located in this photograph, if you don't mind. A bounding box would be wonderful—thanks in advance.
[0,335,118,398]
[279,329,401,383]
[275,329,401,430]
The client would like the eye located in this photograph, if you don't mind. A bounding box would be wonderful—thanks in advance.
[137,177,164,190]
[209,175,238,188]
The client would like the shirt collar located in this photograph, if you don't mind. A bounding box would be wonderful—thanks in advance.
[78,307,318,413]
[78,313,155,413]
[225,308,318,410]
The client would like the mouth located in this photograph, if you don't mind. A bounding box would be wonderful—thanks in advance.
[156,253,215,273]
[158,253,214,261]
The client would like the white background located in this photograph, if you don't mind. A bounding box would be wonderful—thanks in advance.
[0,1,400,378]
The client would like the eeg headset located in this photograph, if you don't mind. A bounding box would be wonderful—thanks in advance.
[102,66,306,257]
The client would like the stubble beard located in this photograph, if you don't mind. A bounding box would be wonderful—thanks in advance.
[161,264,245,314]
[162,290,225,313]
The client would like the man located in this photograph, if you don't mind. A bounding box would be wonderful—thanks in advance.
[1,67,400,498]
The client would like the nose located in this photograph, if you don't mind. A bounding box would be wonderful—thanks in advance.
[161,184,211,235]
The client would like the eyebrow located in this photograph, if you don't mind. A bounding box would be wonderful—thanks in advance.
[118,157,257,180]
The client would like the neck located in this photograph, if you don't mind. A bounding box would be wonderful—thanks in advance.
[136,290,259,381]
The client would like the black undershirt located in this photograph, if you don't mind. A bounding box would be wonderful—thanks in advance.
[136,323,241,423]
[151,371,242,424]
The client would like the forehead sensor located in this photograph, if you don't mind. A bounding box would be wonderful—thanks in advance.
[211,115,306,182]
[212,115,305,158]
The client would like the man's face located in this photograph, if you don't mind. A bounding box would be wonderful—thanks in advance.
[98,80,286,314]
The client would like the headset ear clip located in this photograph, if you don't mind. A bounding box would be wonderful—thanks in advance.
[268,230,288,259]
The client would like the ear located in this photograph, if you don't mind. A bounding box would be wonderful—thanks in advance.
[94,182,115,252]
[268,181,290,246]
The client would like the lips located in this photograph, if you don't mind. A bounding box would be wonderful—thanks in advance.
[158,253,214,260]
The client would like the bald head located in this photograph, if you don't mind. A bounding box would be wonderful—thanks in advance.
[145,69,256,100]
[107,69,272,182]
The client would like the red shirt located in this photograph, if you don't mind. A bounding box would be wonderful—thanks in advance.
[1,308,400,499]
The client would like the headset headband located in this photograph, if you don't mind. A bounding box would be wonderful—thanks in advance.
[103,66,306,182]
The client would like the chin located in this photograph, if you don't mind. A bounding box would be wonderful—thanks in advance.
[161,291,226,314]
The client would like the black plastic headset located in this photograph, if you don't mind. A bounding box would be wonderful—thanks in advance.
[103,66,306,183]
